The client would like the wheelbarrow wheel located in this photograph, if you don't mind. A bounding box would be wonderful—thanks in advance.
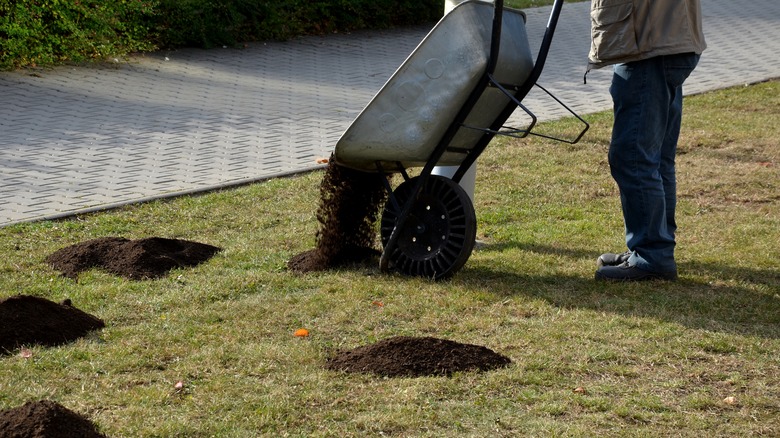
[380,175,477,279]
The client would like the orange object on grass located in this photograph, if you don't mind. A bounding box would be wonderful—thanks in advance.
[294,328,310,337]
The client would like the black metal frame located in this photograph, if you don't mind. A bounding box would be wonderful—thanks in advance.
[378,0,588,273]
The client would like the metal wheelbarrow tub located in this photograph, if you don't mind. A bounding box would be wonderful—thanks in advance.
[334,1,534,172]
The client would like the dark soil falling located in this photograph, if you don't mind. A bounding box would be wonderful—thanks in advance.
[326,336,512,377]
[0,400,107,438]
[288,158,388,272]
[0,295,105,354]
[46,237,221,280]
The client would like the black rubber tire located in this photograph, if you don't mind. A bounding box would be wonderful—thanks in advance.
[380,175,477,279]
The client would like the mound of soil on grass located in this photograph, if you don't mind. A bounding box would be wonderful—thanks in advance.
[46,237,221,280]
[288,157,387,273]
[0,400,106,438]
[287,246,381,272]
[326,336,512,377]
[0,295,105,355]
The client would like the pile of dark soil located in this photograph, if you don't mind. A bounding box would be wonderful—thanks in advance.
[0,295,105,355]
[326,336,512,377]
[46,237,221,280]
[288,157,387,273]
[0,400,106,438]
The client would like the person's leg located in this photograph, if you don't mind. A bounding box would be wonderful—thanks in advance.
[598,54,699,280]
[658,53,701,245]
[608,56,676,273]
[660,95,680,239]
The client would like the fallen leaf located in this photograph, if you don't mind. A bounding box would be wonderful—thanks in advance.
[315,157,329,164]
[20,348,33,359]
[294,328,310,337]
[371,300,384,307]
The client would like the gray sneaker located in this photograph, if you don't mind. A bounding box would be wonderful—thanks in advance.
[596,250,631,268]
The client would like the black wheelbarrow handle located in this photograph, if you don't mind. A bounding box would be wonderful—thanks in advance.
[488,0,564,80]
[516,0,564,98]
[451,0,567,183]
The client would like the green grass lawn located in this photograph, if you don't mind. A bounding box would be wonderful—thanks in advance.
[1,80,778,437]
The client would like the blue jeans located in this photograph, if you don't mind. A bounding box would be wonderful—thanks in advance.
[608,53,700,273]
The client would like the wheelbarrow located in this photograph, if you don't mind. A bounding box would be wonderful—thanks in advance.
[333,0,589,279]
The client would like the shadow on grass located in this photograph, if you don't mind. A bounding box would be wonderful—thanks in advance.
[477,241,596,261]
[464,243,780,339]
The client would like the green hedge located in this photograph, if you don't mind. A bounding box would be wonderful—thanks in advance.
[0,0,443,70]
[0,0,158,69]
[154,0,443,48]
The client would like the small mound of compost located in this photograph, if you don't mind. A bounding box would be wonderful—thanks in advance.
[288,157,387,273]
[0,295,105,355]
[326,336,512,377]
[0,400,107,438]
[46,237,221,280]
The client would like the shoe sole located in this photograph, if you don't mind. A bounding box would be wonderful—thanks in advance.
[594,271,678,282]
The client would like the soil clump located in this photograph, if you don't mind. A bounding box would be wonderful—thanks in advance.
[326,336,512,377]
[0,400,107,438]
[0,295,105,355]
[46,237,221,280]
[288,157,387,273]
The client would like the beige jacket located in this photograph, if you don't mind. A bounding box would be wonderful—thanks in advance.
[588,0,707,69]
